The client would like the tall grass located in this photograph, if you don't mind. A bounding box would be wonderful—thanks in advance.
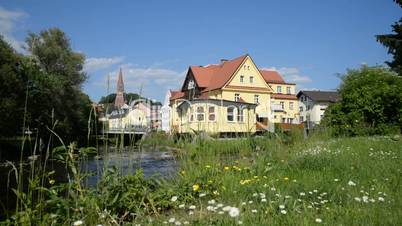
[2,117,401,225]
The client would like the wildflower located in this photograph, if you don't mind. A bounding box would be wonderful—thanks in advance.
[279,205,285,209]
[354,197,361,202]
[280,210,287,214]
[168,218,175,223]
[73,220,83,226]
[224,166,230,171]
[175,221,182,226]
[271,187,276,191]
[300,192,306,196]
[238,221,243,225]
[348,180,356,186]
[171,196,178,202]
[192,184,200,191]
[223,206,231,212]
[213,190,220,195]
[189,205,196,210]
[334,178,339,182]
[315,218,322,223]
[218,211,224,214]
[180,170,185,175]
[183,221,189,225]
[261,198,267,202]
[179,204,185,208]
[49,179,55,185]
[188,211,194,215]
[378,197,385,202]
[217,203,223,208]
[284,177,289,181]
[199,193,206,197]
[207,206,214,211]
[362,196,369,203]
[228,207,240,217]
[208,199,216,205]
[251,209,258,213]
[248,201,253,204]
[205,165,211,168]
[241,202,246,205]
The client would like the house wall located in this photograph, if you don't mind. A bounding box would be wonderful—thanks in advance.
[269,83,299,124]
[270,98,299,124]
[170,101,256,134]
[298,94,329,125]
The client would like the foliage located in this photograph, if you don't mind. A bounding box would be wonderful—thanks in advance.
[322,66,402,136]
[0,29,93,144]
[376,0,402,75]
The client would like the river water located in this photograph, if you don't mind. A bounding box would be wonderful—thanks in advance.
[0,145,178,219]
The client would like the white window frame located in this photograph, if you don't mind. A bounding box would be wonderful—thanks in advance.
[237,108,244,122]
[277,86,282,93]
[227,107,235,122]
[286,87,291,94]
[208,106,216,121]
[196,106,204,122]
[254,95,259,104]
[235,93,240,102]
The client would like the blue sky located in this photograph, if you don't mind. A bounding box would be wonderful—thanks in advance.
[0,0,400,102]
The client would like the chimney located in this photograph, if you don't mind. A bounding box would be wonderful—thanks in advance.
[220,59,228,64]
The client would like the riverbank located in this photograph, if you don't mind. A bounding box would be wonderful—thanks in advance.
[1,132,401,225]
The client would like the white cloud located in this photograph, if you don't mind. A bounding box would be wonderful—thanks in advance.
[261,66,312,84]
[0,6,27,53]
[84,56,125,72]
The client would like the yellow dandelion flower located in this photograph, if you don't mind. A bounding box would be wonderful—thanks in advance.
[284,177,289,181]
[208,180,213,184]
[205,165,211,169]
[192,184,200,191]
[49,179,55,185]
[224,166,230,171]
[180,170,185,175]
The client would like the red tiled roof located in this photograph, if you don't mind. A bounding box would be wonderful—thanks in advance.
[188,55,248,92]
[271,93,298,100]
[169,90,185,101]
[259,70,285,83]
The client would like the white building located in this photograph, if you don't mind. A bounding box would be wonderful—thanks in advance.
[161,91,172,132]
[297,90,339,128]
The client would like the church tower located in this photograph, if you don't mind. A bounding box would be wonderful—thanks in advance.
[114,68,125,108]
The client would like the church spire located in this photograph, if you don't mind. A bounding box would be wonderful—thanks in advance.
[114,68,125,108]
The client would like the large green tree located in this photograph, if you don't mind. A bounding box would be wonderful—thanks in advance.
[25,28,91,142]
[376,0,402,75]
[323,66,402,136]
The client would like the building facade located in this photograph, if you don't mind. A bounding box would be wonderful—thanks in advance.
[297,90,339,128]
[169,54,299,135]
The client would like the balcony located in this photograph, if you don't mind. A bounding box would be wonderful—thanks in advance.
[271,104,284,112]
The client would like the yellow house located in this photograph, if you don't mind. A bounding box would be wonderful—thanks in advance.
[259,70,299,124]
[170,54,280,135]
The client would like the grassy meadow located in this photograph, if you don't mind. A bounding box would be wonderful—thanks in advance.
[2,131,401,225]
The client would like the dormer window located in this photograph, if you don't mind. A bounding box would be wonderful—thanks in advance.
[249,76,254,83]
[240,75,244,83]
[277,86,282,93]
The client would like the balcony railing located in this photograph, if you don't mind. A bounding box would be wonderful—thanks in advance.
[271,104,284,112]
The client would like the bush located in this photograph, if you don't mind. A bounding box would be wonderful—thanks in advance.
[323,66,402,136]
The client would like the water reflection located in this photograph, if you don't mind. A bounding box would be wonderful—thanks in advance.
[80,146,178,187]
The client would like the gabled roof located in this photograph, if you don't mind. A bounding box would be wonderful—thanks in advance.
[187,55,248,92]
[297,90,340,103]
[169,90,185,101]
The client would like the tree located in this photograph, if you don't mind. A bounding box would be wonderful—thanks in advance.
[322,66,402,136]
[376,0,402,75]
[25,28,90,143]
